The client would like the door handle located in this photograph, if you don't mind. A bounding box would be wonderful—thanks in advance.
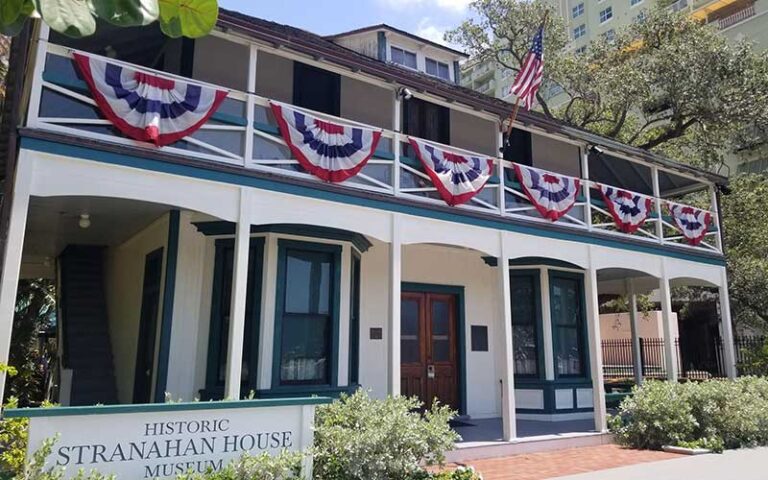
[427,365,435,379]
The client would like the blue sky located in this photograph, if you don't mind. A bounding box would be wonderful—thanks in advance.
[218,0,472,46]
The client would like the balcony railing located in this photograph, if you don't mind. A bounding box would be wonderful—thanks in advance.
[717,4,756,29]
[27,43,723,255]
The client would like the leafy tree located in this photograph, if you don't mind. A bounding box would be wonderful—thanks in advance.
[0,35,9,105]
[447,0,768,169]
[4,279,56,407]
[0,0,219,39]
[449,0,768,331]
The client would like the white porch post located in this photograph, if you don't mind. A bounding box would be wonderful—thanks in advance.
[224,188,252,400]
[584,260,607,432]
[718,267,737,378]
[626,279,643,386]
[539,267,555,380]
[0,159,32,406]
[388,215,402,396]
[658,267,679,381]
[498,232,517,441]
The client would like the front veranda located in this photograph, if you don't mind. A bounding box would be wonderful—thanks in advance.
[0,153,739,448]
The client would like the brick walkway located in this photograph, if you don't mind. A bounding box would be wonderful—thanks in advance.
[442,445,681,480]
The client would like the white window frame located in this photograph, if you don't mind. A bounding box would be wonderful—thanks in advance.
[390,45,418,70]
[572,2,584,18]
[425,57,451,81]
[630,0,643,6]
[573,24,586,39]
[599,6,613,24]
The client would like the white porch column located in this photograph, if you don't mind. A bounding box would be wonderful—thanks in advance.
[626,279,643,386]
[498,232,517,441]
[0,159,32,406]
[658,268,679,381]
[224,188,252,400]
[718,267,737,379]
[539,267,555,380]
[584,250,607,432]
[387,215,402,396]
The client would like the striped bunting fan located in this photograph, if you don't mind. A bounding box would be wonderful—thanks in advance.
[514,164,580,221]
[668,202,712,245]
[598,185,653,233]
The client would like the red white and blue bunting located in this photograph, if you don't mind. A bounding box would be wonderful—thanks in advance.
[270,102,383,183]
[598,185,653,233]
[668,202,712,245]
[514,164,581,221]
[73,53,228,147]
[408,138,494,207]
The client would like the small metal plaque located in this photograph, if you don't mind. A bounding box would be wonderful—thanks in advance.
[370,327,383,340]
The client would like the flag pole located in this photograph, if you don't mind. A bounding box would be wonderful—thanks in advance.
[503,10,549,145]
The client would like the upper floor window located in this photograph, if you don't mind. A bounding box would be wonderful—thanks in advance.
[573,24,587,39]
[634,10,647,23]
[604,29,616,42]
[600,6,613,23]
[426,57,451,80]
[574,45,588,54]
[630,0,643,5]
[572,2,585,18]
[391,46,417,69]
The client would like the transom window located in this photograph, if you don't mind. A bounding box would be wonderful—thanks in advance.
[275,241,340,386]
[391,46,417,69]
[550,272,587,377]
[572,2,585,18]
[510,271,542,377]
[426,57,451,80]
[573,24,587,39]
[600,7,613,23]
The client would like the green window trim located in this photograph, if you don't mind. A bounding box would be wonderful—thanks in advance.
[548,270,590,380]
[272,239,342,390]
[203,237,265,400]
[349,250,361,386]
[509,269,545,380]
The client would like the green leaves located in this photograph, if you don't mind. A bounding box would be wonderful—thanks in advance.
[0,0,218,38]
[34,0,96,37]
[91,0,159,27]
[0,0,34,36]
[158,0,218,38]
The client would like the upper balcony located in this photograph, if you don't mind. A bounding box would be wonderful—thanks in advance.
[18,16,725,259]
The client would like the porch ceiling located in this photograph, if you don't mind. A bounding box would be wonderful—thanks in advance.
[24,196,170,261]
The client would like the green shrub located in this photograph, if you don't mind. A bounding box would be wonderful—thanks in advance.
[610,377,768,451]
[12,438,114,480]
[175,451,302,480]
[1,397,28,478]
[312,390,459,480]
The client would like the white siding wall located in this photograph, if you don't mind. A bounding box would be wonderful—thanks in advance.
[104,214,169,404]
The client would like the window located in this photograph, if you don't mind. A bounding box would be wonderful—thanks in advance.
[634,10,647,23]
[550,272,587,377]
[573,24,586,39]
[510,271,541,377]
[572,2,584,18]
[348,252,361,385]
[275,241,340,386]
[630,0,643,5]
[604,29,616,42]
[204,238,264,399]
[575,45,588,54]
[391,46,417,69]
[293,62,341,116]
[426,58,451,80]
[599,6,613,23]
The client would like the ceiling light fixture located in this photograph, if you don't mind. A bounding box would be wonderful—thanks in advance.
[78,213,91,229]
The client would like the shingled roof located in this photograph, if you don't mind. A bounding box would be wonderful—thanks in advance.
[217,9,726,185]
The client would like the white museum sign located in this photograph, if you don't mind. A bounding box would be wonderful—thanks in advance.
[19,399,327,479]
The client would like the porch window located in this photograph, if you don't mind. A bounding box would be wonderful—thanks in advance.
[550,272,587,377]
[275,241,341,386]
[391,46,418,69]
[204,238,264,399]
[510,271,542,377]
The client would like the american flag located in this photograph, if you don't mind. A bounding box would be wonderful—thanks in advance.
[508,26,544,110]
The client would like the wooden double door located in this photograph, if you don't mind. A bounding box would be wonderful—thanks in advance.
[400,291,459,410]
